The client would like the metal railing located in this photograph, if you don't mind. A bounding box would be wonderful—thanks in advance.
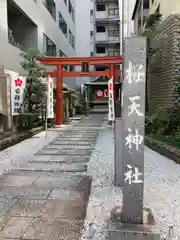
[108,8,119,16]
[108,29,119,37]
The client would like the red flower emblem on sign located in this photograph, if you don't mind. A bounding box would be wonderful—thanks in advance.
[95,89,103,98]
[15,79,23,87]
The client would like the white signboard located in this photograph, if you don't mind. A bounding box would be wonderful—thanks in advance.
[108,77,115,121]
[47,76,54,119]
[11,76,26,115]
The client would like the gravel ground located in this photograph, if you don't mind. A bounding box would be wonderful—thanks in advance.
[81,122,180,239]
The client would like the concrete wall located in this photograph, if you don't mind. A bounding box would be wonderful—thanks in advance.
[147,14,180,112]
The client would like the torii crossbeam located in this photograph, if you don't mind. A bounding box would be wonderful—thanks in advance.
[39,56,123,126]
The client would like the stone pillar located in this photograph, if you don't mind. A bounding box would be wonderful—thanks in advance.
[121,37,146,224]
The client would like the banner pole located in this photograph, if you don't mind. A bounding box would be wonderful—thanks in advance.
[45,95,48,138]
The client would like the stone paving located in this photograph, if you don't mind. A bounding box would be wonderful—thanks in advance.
[0,114,105,240]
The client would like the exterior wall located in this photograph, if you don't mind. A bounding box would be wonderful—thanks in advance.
[0,0,76,75]
[119,0,136,46]
[149,0,180,18]
[147,14,180,112]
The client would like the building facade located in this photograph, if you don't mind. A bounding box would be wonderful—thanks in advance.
[0,0,76,131]
[91,0,120,61]
[0,0,76,75]
[132,0,149,35]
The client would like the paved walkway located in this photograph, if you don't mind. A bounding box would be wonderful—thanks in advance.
[0,115,180,239]
[0,115,104,239]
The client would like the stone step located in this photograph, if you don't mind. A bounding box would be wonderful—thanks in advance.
[16,162,87,173]
[28,154,90,164]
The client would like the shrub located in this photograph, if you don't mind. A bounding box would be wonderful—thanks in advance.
[75,103,84,115]
[145,105,173,135]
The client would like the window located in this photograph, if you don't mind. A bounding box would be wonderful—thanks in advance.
[64,0,67,5]
[96,46,105,54]
[44,0,56,20]
[59,12,67,37]
[69,0,75,21]
[90,31,94,36]
[90,9,93,16]
[69,30,75,48]
[96,4,105,11]
[90,52,93,56]
[59,49,66,57]
[108,51,119,56]
[43,34,56,56]
[69,65,74,71]
[95,66,106,71]
[96,26,105,33]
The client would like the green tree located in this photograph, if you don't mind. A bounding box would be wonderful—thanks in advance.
[19,48,48,129]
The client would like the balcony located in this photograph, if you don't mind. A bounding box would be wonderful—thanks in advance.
[95,8,119,25]
[95,30,120,45]
[7,0,38,52]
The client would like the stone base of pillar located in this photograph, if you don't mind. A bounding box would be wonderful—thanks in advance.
[55,125,62,128]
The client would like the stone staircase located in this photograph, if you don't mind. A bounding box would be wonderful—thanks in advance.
[89,105,108,114]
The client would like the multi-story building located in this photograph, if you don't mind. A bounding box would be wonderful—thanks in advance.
[0,0,76,77]
[78,0,121,111]
[0,0,76,130]
[132,0,150,35]
[91,0,120,63]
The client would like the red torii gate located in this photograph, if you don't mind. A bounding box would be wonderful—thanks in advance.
[39,56,123,126]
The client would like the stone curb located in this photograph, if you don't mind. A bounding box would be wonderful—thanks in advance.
[0,115,86,151]
[145,136,180,164]
[0,127,44,151]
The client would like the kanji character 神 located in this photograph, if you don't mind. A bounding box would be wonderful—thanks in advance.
[125,128,143,151]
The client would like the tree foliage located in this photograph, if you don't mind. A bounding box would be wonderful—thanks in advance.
[19,48,48,129]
